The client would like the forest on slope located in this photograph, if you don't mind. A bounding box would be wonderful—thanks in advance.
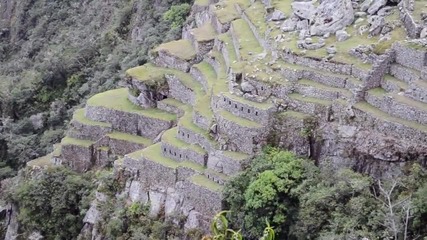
[0,0,191,179]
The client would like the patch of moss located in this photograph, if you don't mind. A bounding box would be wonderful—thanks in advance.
[180,161,206,172]
[368,87,387,96]
[126,63,167,85]
[27,155,53,168]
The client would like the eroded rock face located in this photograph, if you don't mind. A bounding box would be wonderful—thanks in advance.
[310,0,355,36]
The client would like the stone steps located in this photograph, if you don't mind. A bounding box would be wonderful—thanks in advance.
[217,92,274,125]
[295,79,352,101]
[152,39,199,72]
[161,127,208,166]
[69,108,112,141]
[382,74,408,93]
[390,63,420,84]
[85,88,176,139]
[366,88,427,125]
[286,93,332,116]
[230,18,264,61]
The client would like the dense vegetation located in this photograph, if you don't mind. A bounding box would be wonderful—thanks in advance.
[223,147,427,240]
[0,0,192,180]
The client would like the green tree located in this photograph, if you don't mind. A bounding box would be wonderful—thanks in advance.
[224,147,310,239]
[163,3,191,29]
[7,167,94,240]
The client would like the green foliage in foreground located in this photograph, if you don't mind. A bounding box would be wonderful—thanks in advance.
[163,3,192,29]
[224,147,427,240]
[6,167,94,240]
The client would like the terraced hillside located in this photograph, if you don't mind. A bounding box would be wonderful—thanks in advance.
[28,0,427,231]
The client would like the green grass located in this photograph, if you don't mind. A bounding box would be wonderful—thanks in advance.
[97,146,110,151]
[384,74,409,90]
[162,127,206,155]
[217,33,238,65]
[244,1,268,38]
[190,174,223,192]
[52,144,62,157]
[214,0,251,24]
[194,0,210,6]
[61,136,94,147]
[87,88,176,121]
[154,39,196,60]
[288,93,332,106]
[140,143,180,168]
[218,110,262,128]
[126,63,167,84]
[126,149,145,159]
[179,111,209,136]
[354,102,427,132]
[72,108,112,127]
[180,161,206,172]
[393,94,427,111]
[107,132,152,146]
[206,168,229,180]
[158,98,188,110]
[272,0,293,16]
[191,22,217,41]
[231,19,264,60]
[194,61,217,88]
[298,79,352,97]
[27,155,53,167]
[168,69,205,96]
[368,88,387,96]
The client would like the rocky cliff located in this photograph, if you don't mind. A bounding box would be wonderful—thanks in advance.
[21,0,427,237]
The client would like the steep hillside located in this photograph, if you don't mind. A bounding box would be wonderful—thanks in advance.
[0,0,191,177]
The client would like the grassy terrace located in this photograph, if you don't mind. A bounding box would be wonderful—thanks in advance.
[214,0,251,24]
[107,132,152,146]
[154,39,196,60]
[126,63,166,84]
[244,1,268,38]
[222,92,273,110]
[162,127,207,155]
[368,88,387,96]
[244,62,291,85]
[191,22,217,42]
[52,144,62,157]
[27,155,53,167]
[298,79,352,97]
[190,174,223,192]
[289,93,332,106]
[72,108,112,127]
[217,33,238,65]
[180,161,205,172]
[223,150,249,161]
[194,0,210,7]
[413,0,424,22]
[354,102,427,132]
[159,98,188,110]
[218,110,262,128]
[383,74,409,90]
[231,19,264,60]
[87,88,176,121]
[61,136,94,147]
[206,168,230,181]
[280,110,312,120]
[393,94,427,111]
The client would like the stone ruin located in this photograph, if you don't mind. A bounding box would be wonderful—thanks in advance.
[28,0,427,233]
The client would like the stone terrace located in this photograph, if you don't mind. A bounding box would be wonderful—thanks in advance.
[29,0,427,231]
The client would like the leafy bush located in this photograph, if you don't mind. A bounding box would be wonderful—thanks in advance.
[163,3,192,29]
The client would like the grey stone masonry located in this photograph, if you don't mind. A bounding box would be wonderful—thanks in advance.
[85,106,173,139]
[398,0,423,38]
[161,141,208,166]
[217,93,275,125]
[285,94,332,120]
[405,81,427,103]
[62,144,94,172]
[177,125,214,152]
[394,42,426,72]
[190,65,209,92]
[157,99,185,117]
[165,74,197,106]
[192,111,212,131]
[153,50,199,72]
[206,150,249,176]
[390,63,420,84]
[365,91,427,125]
[68,121,112,142]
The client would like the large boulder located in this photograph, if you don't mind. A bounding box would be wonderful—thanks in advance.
[310,0,355,36]
[291,1,316,20]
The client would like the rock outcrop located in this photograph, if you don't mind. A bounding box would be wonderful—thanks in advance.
[27,0,427,233]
